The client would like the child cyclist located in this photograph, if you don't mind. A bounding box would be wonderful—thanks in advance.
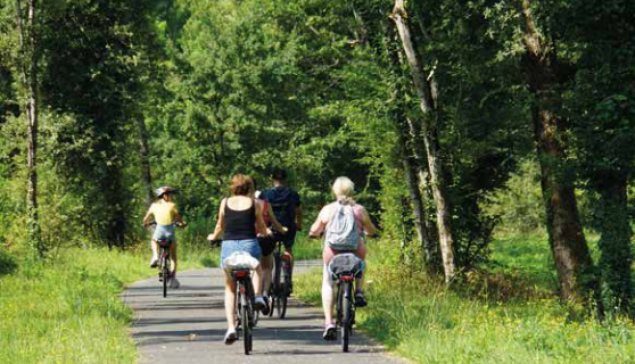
[143,186,187,289]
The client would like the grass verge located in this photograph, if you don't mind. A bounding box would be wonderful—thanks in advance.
[295,234,635,364]
[0,244,218,364]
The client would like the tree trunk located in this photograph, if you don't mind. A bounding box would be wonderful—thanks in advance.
[594,172,633,313]
[16,0,43,258]
[386,20,439,273]
[391,0,456,282]
[519,0,596,303]
[137,118,154,208]
[401,132,432,264]
[406,117,441,271]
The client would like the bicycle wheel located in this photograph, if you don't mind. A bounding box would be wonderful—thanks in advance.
[267,287,275,317]
[161,255,168,298]
[341,282,352,352]
[278,270,288,319]
[336,282,343,325]
[242,301,251,355]
[248,281,259,327]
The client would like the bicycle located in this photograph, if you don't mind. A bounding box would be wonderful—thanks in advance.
[328,253,364,353]
[268,236,292,319]
[145,221,185,298]
[230,267,258,355]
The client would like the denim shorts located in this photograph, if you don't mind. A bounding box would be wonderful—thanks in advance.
[221,239,262,268]
[153,224,175,243]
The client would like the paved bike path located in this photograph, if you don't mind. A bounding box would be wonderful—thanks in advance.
[121,261,404,364]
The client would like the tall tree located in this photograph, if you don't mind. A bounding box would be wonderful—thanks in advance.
[516,0,596,304]
[15,0,43,257]
[565,0,635,312]
[391,0,456,282]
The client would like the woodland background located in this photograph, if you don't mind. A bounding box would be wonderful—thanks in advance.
[1,1,635,363]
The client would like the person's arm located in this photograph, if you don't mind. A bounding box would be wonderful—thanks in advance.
[309,206,329,238]
[208,199,226,241]
[142,204,154,226]
[361,207,378,237]
[267,203,288,233]
[174,205,186,226]
[255,202,271,236]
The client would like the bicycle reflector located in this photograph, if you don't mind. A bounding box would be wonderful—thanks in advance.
[340,275,355,281]
[233,270,248,279]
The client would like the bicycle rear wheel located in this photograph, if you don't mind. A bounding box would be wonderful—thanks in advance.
[278,271,289,319]
[267,287,275,317]
[161,255,168,298]
[242,302,251,354]
[341,282,352,352]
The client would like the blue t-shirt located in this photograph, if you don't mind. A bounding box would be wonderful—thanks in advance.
[260,187,301,228]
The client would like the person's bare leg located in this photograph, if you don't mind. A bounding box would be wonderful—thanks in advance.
[252,265,263,296]
[151,239,158,261]
[261,254,273,294]
[321,265,335,325]
[224,272,237,329]
[169,242,178,275]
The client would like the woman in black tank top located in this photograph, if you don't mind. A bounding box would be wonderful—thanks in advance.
[223,201,257,240]
[208,174,271,345]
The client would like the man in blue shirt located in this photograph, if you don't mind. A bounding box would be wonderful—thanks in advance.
[260,169,302,282]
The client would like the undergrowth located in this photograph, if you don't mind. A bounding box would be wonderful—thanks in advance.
[295,233,635,364]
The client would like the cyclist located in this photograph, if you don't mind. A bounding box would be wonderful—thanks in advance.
[309,176,377,340]
[143,186,186,289]
[208,174,270,345]
[259,169,302,292]
[252,180,287,313]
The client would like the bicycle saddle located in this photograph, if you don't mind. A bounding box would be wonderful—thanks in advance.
[328,253,364,278]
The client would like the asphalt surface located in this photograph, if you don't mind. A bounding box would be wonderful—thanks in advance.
[121,261,405,364]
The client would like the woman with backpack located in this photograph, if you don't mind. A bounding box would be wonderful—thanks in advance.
[309,176,377,340]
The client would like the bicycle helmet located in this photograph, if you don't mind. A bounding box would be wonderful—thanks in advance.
[155,186,176,198]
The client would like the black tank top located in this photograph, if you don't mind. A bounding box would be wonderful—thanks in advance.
[223,199,257,240]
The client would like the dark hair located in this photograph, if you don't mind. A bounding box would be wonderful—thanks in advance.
[271,169,287,181]
[230,174,254,196]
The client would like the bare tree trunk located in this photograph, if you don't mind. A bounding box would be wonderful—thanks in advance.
[406,117,441,271]
[391,0,456,282]
[401,132,431,261]
[137,118,154,208]
[387,20,439,273]
[16,0,43,258]
[518,0,596,304]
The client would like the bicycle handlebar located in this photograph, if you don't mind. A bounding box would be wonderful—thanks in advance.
[143,221,187,228]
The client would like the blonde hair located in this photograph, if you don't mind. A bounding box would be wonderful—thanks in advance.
[332,176,355,202]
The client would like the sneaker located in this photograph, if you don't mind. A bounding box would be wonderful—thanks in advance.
[254,296,266,312]
[169,277,180,289]
[323,324,337,341]
[354,291,367,308]
[224,329,238,345]
[149,258,158,268]
[261,296,270,315]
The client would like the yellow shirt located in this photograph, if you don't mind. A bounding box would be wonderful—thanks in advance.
[150,201,179,225]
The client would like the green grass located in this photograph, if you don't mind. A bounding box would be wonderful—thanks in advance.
[0,244,218,364]
[295,234,635,364]
[292,234,322,260]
